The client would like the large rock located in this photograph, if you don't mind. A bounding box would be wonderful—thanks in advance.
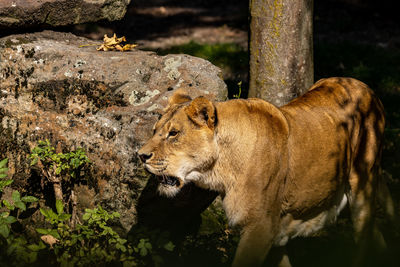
[0,0,131,28]
[0,31,227,232]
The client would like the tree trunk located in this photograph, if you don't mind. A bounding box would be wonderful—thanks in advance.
[249,0,314,106]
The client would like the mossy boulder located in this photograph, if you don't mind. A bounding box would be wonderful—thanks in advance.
[0,31,227,233]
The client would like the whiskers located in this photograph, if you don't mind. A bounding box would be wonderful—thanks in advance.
[145,159,168,175]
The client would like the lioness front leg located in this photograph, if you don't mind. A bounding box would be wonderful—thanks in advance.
[232,220,278,267]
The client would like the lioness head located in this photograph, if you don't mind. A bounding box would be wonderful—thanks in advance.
[138,91,218,197]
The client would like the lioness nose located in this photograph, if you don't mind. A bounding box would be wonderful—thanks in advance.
[139,152,154,163]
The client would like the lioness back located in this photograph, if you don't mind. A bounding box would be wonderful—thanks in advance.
[281,78,385,220]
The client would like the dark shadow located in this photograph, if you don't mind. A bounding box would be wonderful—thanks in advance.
[128,175,218,243]
[73,0,249,42]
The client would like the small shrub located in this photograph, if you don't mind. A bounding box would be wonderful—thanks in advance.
[29,140,91,224]
[0,158,39,266]
[36,201,137,266]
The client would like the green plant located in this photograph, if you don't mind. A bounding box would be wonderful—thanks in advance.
[0,158,40,266]
[29,140,90,225]
[29,139,90,180]
[0,159,38,239]
[4,236,46,265]
[3,141,177,266]
[0,158,12,192]
[36,201,137,266]
[36,199,71,239]
[233,81,242,99]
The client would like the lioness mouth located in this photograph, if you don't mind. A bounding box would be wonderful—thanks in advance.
[157,175,181,187]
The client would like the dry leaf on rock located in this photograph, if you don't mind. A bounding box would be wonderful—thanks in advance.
[96,33,137,52]
[121,44,138,51]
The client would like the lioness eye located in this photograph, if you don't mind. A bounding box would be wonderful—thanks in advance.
[168,130,179,138]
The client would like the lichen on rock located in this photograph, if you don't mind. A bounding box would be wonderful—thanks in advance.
[164,56,182,80]
[0,31,227,233]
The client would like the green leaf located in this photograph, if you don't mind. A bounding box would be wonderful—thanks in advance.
[138,240,145,249]
[12,190,21,202]
[47,209,58,220]
[3,200,14,210]
[0,158,8,169]
[40,208,50,218]
[30,157,38,166]
[58,213,71,221]
[14,200,26,211]
[56,199,64,215]
[163,241,175,251]
[82,213,91,221]
[36,228,50,235]
[139,247,148,257]
[0,224,10,238]
[27,243,45,252]
[0,168,8,174]
[116,243,127,252]
[145,242,152,250]
[21,196,38,203]
[118,238,127,245]
[0,180,13,187]
[49,229,61,239]
[38,241,46,249]
[4,215,17,224]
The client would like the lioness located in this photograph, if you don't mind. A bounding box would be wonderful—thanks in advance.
[138,77,394,266]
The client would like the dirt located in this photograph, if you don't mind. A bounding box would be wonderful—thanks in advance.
[1,0,398,52]
[71,0,249,50]
[66,0,400,51]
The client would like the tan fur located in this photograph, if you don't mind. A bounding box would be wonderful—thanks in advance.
[138,77,393,266]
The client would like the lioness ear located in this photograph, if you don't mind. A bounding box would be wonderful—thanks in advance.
[166,88,192,110]
[185,97,216,129]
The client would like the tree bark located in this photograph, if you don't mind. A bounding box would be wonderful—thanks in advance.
[249,0,314,106]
